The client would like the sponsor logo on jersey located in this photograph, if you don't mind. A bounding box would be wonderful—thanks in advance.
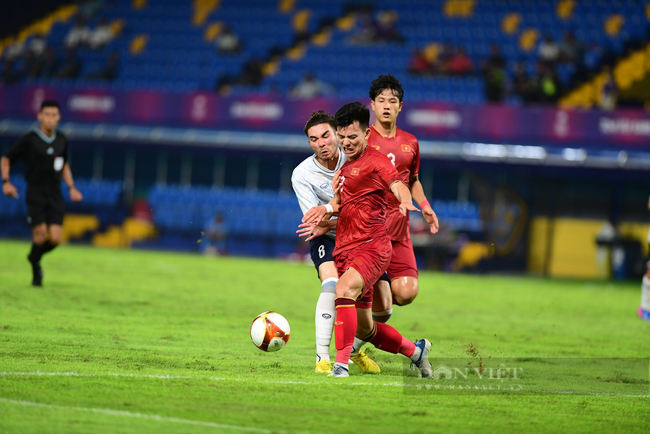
[46,147,54,155]
[401,144,411,152]
[320,182,329,189]
[351,168,360,176]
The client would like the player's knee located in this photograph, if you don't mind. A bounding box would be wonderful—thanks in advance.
[32,231,47,245]
[49,234,61,245]
[392,281,419,306]
[393,291,417,306]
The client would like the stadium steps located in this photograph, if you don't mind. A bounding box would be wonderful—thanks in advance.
[560,43,650,109]
[92,218,157,248]
[61,214,100,243]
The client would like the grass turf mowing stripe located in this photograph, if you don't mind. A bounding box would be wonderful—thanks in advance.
[0,397,284,433]
[2,371,648,397]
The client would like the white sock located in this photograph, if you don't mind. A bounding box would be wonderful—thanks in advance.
[316,277,337,362]
[411,346,422,362]
[351,337,366,355]
[641,276,650,311]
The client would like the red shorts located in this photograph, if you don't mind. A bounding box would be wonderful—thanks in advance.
[387,239,418,280]
[334,236,392,309]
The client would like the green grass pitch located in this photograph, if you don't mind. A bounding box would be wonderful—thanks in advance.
[0,239,648,433]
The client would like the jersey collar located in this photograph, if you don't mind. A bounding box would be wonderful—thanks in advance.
[33,128,57,144]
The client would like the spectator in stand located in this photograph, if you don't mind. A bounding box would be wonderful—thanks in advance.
[375,11,403,43]
[407,48,432,75]
[535,62,561,103]
[64,17,90,49]
[538,35,560,66]
[512,62,536,103]
[290,72,334,99]
[599,67,618,111]
[559,31,584,65]
[484,62,505,102]
[57,49,82,79]
[445,47,473,75]
[88,52,119,82]
[238,57,264,87]
[215,26,242,54]
[35,47,59,78]
[202,213,228,256]
[19,51,39,80]
[483,44,506,102]
[87,18,114,49]
[486,44,506,70]
[0,60,18,85]
[29,36,47,57]
[4,40,25,61]
[349,8,378,44]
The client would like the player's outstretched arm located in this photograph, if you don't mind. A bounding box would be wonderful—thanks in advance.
[410,175,439,234]
[62,163,83,202]
[390,181,420,217]
[1,156,18,198]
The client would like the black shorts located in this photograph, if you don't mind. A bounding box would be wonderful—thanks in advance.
[26,185,65,227]
[310,235,336,274]
[309,235,390,283]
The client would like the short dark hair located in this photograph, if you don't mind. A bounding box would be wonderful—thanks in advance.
[303,110,336,136]
[335,102,370,131]
[40,100,60,111]
[369,74,404,102]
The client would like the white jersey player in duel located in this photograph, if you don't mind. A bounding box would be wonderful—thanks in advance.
[291,110,380,374]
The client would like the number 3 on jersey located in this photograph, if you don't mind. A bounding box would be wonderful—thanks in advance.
[387,153,396,166]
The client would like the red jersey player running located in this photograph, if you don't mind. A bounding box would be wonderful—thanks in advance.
[303,102,432,378]
[367,74,439,315]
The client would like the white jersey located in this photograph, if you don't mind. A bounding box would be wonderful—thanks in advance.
[291,150,347,239]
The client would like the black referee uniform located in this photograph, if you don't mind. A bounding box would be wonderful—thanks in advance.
[4,129,69,227]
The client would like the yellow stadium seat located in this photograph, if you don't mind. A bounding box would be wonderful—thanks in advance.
[311,29,332,47]
[336,14,356,32]
[556,0,576,20]
[604,14,625,37]
[292,9,312,33]
[132,0,147,10]
[278,0,296,14]
[129,34,148,55]
[443,0,475,18]
[203,21,223,42]
[501,13,522,35]
[519,28,539,52]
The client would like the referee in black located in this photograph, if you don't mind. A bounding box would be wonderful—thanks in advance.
[1,100,83,286]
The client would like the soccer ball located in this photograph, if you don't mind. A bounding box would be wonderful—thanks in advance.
[250,311,291,352]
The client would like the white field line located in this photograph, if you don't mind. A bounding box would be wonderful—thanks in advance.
[0,371,648,397]
[0,397,283,433]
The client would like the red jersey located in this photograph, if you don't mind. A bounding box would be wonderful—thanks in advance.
[333,146,401,256]
[367,125,420,241]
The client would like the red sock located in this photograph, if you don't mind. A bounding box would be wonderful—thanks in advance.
[370,322,415,358]
[334,298,357,365]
